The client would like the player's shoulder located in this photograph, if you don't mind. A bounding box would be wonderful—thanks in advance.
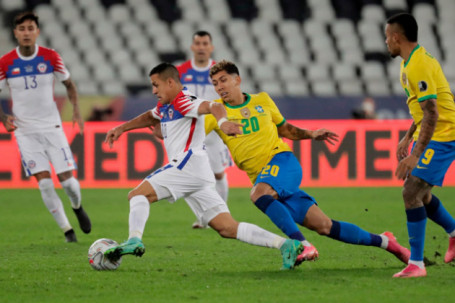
[176,60,192,74]
[412,46,439,68]
[37,45,60,58]
[249,91,273,103]
[0,48,19,64]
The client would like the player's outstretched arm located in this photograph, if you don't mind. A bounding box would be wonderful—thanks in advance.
[198,101,242,136]
[105,111,158,148]
[62,78,84,134]
[278,122,339,145]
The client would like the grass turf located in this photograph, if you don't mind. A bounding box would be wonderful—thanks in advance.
[1,187,454,303]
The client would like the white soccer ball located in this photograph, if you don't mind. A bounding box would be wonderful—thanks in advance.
[88,238,122,271]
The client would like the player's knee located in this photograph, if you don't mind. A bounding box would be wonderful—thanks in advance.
[401,186,414,204]
[127,190,150,202]
[309,218,332,236]
[216,224,237,238]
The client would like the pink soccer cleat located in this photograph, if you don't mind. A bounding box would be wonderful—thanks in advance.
[393,264,427,278]
[295,244,319,266]
[444,237,455,263]
[382,231,410,264]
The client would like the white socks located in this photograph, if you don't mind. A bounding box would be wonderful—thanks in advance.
[236,222,286,249]
[409,260,425,269]
[379,234,389,249]
[128,195,150,240]
[38,178,72,232]
[215,174,229,202]
[60,177,81,209]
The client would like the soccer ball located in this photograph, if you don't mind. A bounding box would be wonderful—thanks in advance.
[88,238,122,270]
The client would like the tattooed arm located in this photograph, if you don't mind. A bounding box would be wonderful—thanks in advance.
[395,99,438,179]
[277,121,339,145]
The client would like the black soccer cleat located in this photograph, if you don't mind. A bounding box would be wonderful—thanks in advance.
[73,206,92,234]
[64,229,77,242]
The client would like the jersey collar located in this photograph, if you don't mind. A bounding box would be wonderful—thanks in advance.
[404,44,420,68]
[16,44,39,60]
[224,93,251,109]
[191,58,213,72]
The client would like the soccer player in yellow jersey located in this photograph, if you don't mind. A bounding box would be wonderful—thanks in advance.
[206,60,410,266]
[386,13,455,278]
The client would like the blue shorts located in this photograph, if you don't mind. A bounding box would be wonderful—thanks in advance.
[411,140,455,186]
[254,152,316,222]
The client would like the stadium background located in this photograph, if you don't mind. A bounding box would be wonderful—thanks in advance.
[1,0,455,187]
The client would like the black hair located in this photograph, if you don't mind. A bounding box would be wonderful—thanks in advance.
[149,62,181,83]
[14,11,39,28]
[193,30,212,42]
[386,13,418,42]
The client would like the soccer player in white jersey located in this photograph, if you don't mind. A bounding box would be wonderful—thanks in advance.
[176,31,232,228]
[0,12,91,242]
[103,63,303,270]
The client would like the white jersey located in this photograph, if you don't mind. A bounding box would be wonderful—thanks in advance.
[151,88,207,161]
[176,58,218,101]
[0,44,70,135]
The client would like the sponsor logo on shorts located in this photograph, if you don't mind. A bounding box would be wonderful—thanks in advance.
[28,160,36,168]
[416,165,428,169]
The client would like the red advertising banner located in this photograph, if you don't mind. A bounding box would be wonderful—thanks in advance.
[1,120,455,188]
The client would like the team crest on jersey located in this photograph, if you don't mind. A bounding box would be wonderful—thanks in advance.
[197,76,204,82]
[37,63,47,73]
[12,67,20,75]
[240,108,251,118]
[25,65,33,73]
[27,160,36,169]
[255,106,264,113]
[401,72,407,85]
[168,108,174,119]
[184,74,193,82]
[418,80,428,92]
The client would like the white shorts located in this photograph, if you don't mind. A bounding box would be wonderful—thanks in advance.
[15,131,76,177]
[145,152,229,226]
[205,131,232,174]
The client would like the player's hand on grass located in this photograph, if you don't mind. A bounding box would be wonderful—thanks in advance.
[1,114,17,132]
[220,120,243,136]
[312,128,339,145]
[395,154,419,180]
[105,127,123,148]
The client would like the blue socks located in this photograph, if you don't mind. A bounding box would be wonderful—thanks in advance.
[406,207,427,262]
[255,195,306,241]
[425,195,455,234]
[328,220,382,247]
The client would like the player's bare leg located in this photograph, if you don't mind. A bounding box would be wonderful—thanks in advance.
[58,170,91,234]
[35,171,75,242]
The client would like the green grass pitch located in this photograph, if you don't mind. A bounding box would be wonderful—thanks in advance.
[1,187,454,303]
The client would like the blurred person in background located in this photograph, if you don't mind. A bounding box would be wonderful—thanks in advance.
[0,12,91,242]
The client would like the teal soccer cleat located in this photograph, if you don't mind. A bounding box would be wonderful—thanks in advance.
[280,239,303,270]
[104,237,145,262]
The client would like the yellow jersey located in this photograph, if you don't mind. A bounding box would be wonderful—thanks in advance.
[206,92,291,183]
[400,45,455,141]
